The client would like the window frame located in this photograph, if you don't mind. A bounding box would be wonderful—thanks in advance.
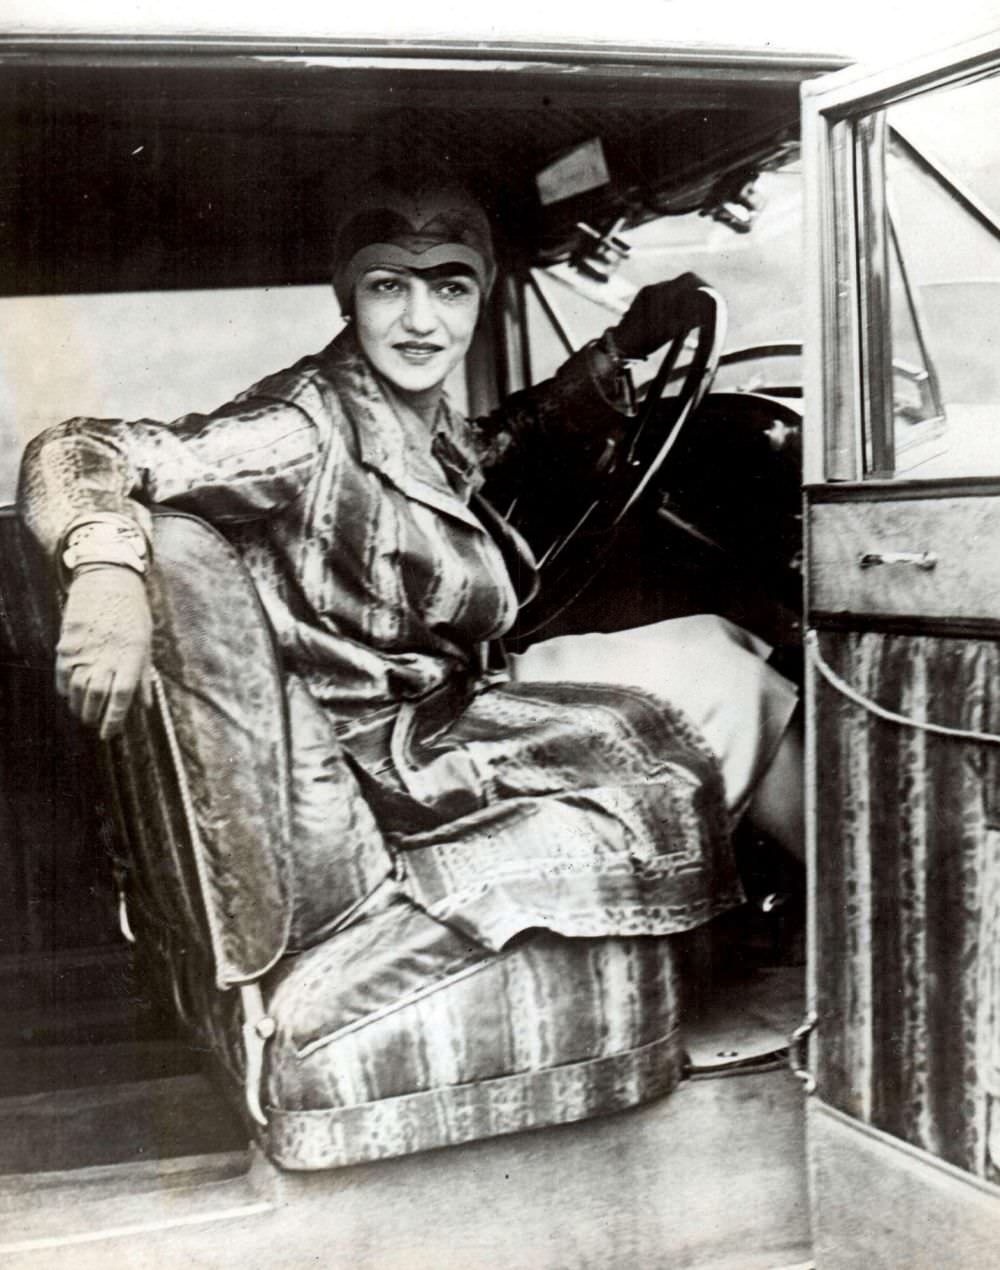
[801,30,1000,485]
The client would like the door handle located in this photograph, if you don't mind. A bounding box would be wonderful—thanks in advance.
[858,551,937,571]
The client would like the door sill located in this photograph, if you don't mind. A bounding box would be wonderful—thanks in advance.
[809,1098,1000,1268]
[0,1149,266,1256]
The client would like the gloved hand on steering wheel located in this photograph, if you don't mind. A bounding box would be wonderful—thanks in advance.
[609,272,710,360]
[56,565,154,740]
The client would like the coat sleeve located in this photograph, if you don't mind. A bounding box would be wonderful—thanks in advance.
[18,381,324,562]
[466,333,630,481]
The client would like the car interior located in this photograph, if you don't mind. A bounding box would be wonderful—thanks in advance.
[0,44,840,1260]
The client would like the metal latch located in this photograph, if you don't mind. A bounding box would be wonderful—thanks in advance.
[113,862,136,944]
[789,1011,818,1095]
[241,983,276,1127]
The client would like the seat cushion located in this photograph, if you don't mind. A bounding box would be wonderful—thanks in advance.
[261,892,682,1169]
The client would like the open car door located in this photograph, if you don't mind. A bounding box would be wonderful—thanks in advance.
[802,29,1000,1266]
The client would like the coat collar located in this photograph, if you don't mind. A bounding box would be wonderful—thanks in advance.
[319,327,539,605]
[321,327,486,528]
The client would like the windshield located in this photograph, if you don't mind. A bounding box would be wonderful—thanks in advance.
[525,83,1000,486]
[524,158,804,391]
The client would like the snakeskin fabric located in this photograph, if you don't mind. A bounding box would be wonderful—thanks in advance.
[262,890,683,1169]
[18,325,612,717]
[2,503,688,1169]
[10,302,757,1170]
[19,326,740,952]
[114,512,294,984]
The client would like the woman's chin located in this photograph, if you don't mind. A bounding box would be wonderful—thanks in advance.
[377,357,451,400]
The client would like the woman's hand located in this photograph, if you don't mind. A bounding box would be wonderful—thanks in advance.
[610,272,709,360]
[56,566,154,740]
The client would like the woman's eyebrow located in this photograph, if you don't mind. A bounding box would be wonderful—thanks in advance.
[359,264,477,281]
[416,265,478,281]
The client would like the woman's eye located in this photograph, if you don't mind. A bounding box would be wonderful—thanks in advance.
[362,275,403,296]
[435,279,476,301]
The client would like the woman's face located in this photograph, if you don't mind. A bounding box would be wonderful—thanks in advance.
[353,263,482,402]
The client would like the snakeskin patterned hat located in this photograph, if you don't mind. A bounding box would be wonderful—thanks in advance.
[333,171,496,309]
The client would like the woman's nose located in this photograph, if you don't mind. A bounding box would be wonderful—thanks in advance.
[401,281,436,333]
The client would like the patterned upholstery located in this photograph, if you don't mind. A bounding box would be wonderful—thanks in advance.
[118,512,294,985]
[5,507,684,1170]
[813,629,1000,1182]
[263,896,681,1169]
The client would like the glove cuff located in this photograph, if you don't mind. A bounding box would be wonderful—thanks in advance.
[588,332,637,417]
[61,515,151,585]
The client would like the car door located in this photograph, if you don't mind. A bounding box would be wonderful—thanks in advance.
[801,29,1000,1267]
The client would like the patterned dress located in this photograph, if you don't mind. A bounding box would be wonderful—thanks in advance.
[19,326,745,950]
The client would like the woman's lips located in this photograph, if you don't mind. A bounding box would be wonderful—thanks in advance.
[394,342,444,363]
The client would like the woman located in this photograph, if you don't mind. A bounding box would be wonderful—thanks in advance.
[18,171,800,952]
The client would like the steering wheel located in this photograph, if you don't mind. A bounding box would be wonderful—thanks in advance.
[511,287,726,639]
[536,286,727,571]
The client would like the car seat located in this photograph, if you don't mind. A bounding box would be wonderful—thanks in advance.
[1,508,686,1170]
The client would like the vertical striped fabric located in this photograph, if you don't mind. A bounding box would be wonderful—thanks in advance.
[261,894,683,1170]
[812,628,1000,1182]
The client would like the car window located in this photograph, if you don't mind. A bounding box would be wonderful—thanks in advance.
[863,75,1000,477]
[892,74,1000,220]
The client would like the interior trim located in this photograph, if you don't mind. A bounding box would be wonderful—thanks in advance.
[807,476,1000,502]
[808,611,1000,639]
[0,36,847,78]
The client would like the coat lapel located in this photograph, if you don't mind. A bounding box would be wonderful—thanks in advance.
[324,329,485,531]
[323,327,539,606]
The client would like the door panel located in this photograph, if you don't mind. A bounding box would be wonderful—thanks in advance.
[810,485,1000,623]
[803,30,1000,1261]
[811,625,1000,1177]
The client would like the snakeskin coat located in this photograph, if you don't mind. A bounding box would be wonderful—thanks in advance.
[19,326,741,950]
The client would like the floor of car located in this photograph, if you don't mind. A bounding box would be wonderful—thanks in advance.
[683,964,804,1073]
[0,946,247,1176]
[0,1067,810,1270]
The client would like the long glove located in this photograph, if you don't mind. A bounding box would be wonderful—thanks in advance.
[609,272,709,360]
[55,565,153,740]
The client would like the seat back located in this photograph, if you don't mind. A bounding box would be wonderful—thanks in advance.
[1,506,294,990]
[115,511,294,988]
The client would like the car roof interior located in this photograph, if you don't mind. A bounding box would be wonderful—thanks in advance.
[0,55,814,295]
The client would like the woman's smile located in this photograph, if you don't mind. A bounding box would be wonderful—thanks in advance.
[393,340,446,363]
[354,264,481,409]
